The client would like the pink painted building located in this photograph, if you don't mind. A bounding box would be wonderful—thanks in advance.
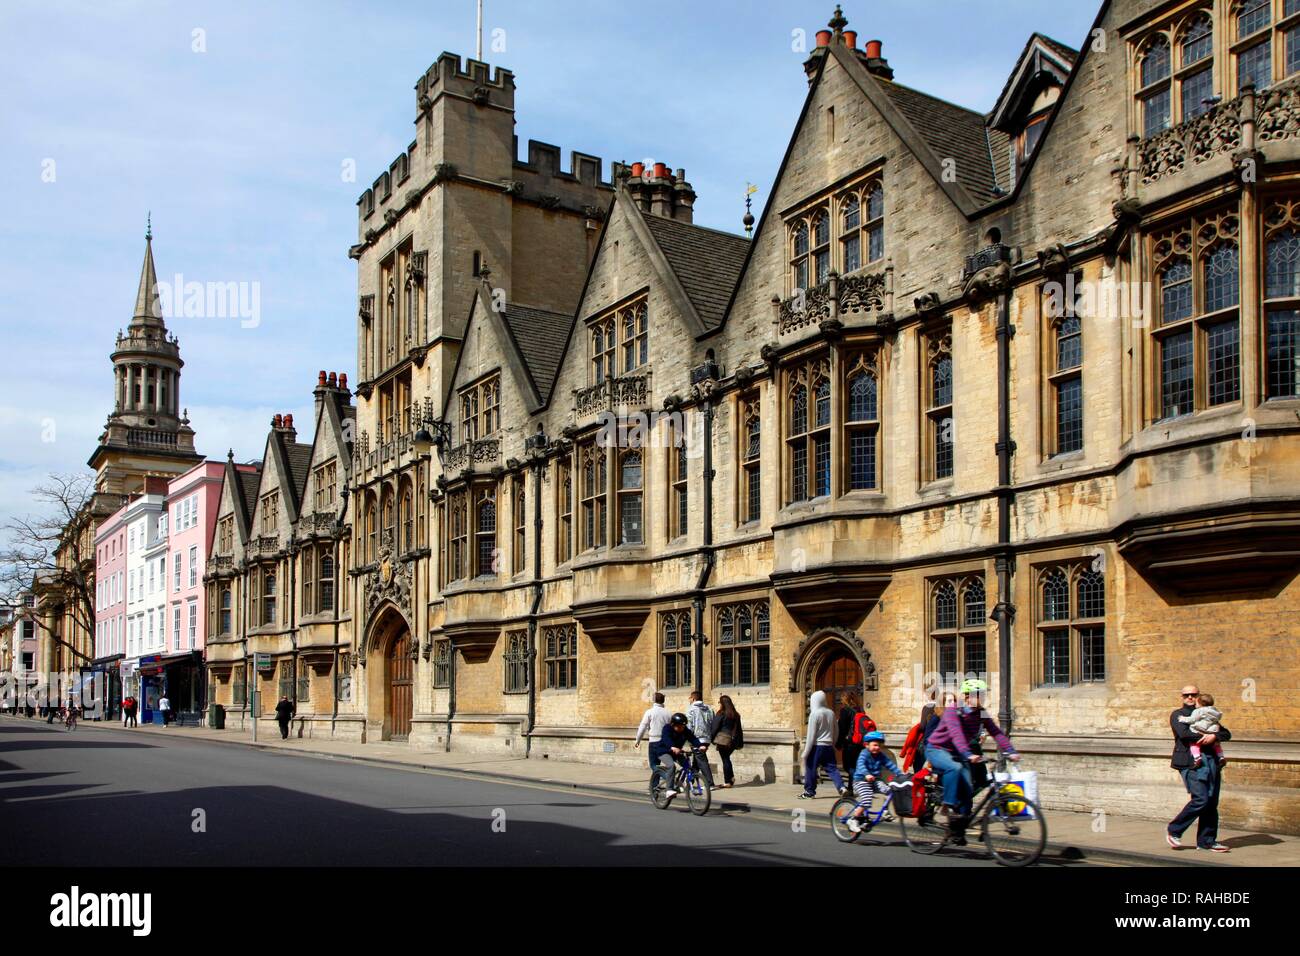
[161,461,227,717]
[93,502,129,717]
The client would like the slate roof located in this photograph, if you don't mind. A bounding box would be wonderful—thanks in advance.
[503,302,572,404]
[877,79,1008,206]
[237,468,261,525]
[281,440,314,504]
[641,214,750,331]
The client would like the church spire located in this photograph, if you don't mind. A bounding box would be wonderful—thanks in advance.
[131,218,163,328]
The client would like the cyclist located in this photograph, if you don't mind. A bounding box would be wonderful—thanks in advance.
[64,698,79,730]
[923,679,1019,843]
[847,730,902,833]
[655,712,706,799]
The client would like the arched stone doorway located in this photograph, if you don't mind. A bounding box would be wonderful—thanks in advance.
[790,626,878,765]
[365,604,414,741]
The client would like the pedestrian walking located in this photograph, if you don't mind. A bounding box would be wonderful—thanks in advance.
[634,692,672,771]
[710,695,744,787]
[836,692,870,779]
[159,694,172,727]
[799,690,846,799]
[685,691,716,790]
[123,696,137,728]
[1167,683,1232,853]
[275,695,295,740]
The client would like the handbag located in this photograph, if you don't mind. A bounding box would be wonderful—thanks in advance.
[713,729,734,748]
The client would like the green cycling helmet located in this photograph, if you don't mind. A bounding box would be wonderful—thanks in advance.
[960,678,989,694]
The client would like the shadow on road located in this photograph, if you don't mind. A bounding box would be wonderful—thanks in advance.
[5,782,856,867]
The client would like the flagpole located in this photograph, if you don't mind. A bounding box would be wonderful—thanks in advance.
[476,0,483,60]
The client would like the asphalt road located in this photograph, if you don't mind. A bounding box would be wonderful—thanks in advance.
[0,719,1067,867]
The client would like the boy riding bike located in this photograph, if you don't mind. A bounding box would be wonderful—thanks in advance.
[655,712,708,798]
[922,679,1019,845]
[846,731,901,833]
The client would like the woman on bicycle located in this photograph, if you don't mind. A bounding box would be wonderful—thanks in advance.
[923,679,1019,838]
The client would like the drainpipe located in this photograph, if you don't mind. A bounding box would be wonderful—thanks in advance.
[526,451,544,757]
[691,385,717,695]
[288,537,298,735]
[332,487,350,725]
[993,288,1016,730]
[445,643,456,752]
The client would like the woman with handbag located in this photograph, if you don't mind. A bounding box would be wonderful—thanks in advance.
[710,695,744,788]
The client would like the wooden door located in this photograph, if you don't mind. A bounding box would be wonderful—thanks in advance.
[388,632,413,739]
[816,651,862,764]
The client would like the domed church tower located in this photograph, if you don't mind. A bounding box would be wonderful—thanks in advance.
[88,222,201,502]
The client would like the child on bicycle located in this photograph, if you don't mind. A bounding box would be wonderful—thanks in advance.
[847,731,901,833]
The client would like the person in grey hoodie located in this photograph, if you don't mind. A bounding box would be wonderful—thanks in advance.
[800,690,847,799]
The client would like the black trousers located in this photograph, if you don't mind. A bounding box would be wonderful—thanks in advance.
[842,742,863,778]
[717,745,736,784]
[278,718,290,739]
[1168,762,1222,848]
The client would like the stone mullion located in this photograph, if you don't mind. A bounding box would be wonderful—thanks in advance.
[1239,181,1261,410]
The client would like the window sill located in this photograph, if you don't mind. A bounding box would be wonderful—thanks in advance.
[917,478,954,496]
[540,687,578,696]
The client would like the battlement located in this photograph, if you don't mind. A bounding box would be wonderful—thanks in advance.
[513,139,613,191]
[415,51,515,113]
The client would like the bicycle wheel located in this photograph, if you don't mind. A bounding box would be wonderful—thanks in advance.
[981,793,1047,867]
[650,771,673,809]
[830,797,862,843]
[899,806,948,854]
[686,773,711,816]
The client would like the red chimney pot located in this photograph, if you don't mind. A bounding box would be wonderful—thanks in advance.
[843,30,857,48]
[816,30,832,47]
[328,371,338,387]
[653,162,668,180]
[631,162,645,178]
[273,414,283,428]
[318,370,327,386]
[866,39,882,59]
[284,414,293,428]
[339,373,348,389]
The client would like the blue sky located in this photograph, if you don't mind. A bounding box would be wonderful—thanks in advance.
[0,0,1101,522]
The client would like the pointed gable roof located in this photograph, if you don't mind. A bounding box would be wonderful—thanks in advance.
[638,214,750,331]
[988,32,1077,133]
[220,451,261,542]
[501,302,572,404]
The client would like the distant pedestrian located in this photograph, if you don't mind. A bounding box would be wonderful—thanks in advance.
[799,690,846,799]
[710,695,744,787]
[634,692,671,772]
[685,691,716,790]
[275,695,295,740]
[123,696,137,728]
[1167,684,1232,853]
[159,694,172,727]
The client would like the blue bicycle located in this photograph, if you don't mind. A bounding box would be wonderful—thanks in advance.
[829,775,911,842]
[649,746,711,816]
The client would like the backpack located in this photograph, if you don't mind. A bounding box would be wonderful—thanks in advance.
[895,768,930,818]
[850,712,877,745]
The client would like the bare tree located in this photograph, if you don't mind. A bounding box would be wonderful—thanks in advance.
[0,472,96,664]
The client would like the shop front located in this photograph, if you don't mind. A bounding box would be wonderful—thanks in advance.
[162,650,204,723]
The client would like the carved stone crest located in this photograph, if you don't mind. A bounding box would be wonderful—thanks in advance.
[364,531,412,618]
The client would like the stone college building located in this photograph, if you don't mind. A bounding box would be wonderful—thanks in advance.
[199,2,1300,832]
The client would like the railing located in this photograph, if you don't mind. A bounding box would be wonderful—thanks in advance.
[778,268,888,335]
[574,374,649,417]
[1139,96,1243,185]
[1136,77,1300,186]
[963,244,1012,281]
[443,437,501,473]
[127,429,178,448]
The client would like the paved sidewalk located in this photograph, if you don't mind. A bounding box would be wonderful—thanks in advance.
[29,715,1300,867]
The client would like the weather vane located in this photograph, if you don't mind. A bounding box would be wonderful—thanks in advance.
[743,183,758,238]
